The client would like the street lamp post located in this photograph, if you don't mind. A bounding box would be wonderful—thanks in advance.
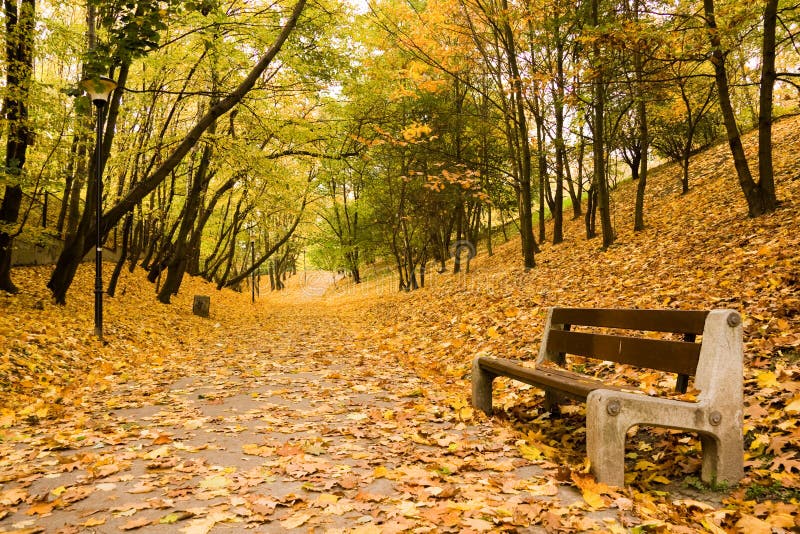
[80,76,117,340]
[250,233,256,303]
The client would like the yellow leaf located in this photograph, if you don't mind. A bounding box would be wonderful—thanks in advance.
[26,501,55,515]
[571,471,612,509]
[199,475,230,490]
[749,433,770,451]
[316,493,339,505]
[650,475,671,484]
[785,395,800,415]
[280,511,313,529]
[121,517,152,530]
[373,466,389,478]
[159,511,194,524]
[756,371,779,388]
[487,326,500,339]
[735,514,772,534]
[449,398,467,410]
[582,489,606,509]
[83,517,107,527]
[409,433,430,445]
[521,479,559,496]
[634,460,657,471]
[143,445,171,460]
[518,443,543,461]
[765,511,797,529]
[700,518,727,534]
[673,499,714,511]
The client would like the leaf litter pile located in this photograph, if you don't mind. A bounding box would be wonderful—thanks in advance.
[1,118,799,532]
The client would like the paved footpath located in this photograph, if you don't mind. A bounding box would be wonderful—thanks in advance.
[0,303,604,533]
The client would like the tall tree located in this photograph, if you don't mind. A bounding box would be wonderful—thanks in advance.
[589,0,614,248]
[703,0,777,216]
[628,0,649,232]
[0,0,35,293]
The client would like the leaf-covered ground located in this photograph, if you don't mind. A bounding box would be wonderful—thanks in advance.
[346,117,800,530]
[1,117,799,532]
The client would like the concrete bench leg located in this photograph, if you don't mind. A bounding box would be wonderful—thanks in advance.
[472,357,495,415]
[700,430,744,485]
[586,391,628,487]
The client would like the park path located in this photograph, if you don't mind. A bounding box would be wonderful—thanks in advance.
[0,300,598,533]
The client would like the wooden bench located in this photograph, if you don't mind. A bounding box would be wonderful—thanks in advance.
[472,307,744,487]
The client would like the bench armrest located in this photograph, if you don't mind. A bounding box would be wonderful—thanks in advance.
[586,388,743,486]
[694,309,743,408]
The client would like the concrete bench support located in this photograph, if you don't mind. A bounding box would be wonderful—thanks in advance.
[471,307,744,487]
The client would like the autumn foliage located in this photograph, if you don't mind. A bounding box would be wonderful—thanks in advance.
[1,117,800,532]
[345,116,800,528]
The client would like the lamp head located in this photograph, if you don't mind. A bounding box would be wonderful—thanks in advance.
[80,76,117,106]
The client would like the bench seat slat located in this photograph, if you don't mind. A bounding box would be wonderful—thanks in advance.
[547,330,700,376]
[550,308,709,335]
[477,356,624,400]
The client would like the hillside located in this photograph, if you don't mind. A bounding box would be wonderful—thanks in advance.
[349,116,800,506]
[0,117,798,532]
[361,115,800,365]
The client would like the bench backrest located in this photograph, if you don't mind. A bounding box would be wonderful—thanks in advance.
[539,308,711,391]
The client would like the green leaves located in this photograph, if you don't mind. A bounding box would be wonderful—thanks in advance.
[87,0,175,69]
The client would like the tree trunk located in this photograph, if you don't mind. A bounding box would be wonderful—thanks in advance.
[486,206,493,256]
[552,18,565,245]
[65,136,88,240]
[703,0,775,217]
[107,213,132,297]
[0,0,35,293]
[632,0,648,232]
[585,184,597,239]
[569,135,585,219]
[56,135,79,236]
[535,112,547,244]
[501,0,535,268]
[591,0,614,248]
[128,217,143,272]
[157,141,214,304]
[453,202,463,274]
[756,0,778,211]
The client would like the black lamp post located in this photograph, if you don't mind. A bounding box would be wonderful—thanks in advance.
[250,232,256,303]
[80,75,117,340]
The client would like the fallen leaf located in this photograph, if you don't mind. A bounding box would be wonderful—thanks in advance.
[159,511,194,524]
[0,488,27,506]
[280,511,313,529]
[83,516,107,527]
[25,501,55,516]
[199,474,230,490]
[120,517,152,530]
[735,514,772,534]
